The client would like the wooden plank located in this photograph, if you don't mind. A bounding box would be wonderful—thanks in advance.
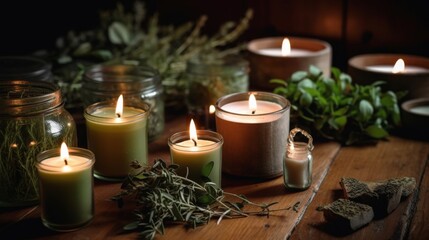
[156,141,341,240]
[0,130,341,239]
[290,136,429,240]
[408,155,429,239]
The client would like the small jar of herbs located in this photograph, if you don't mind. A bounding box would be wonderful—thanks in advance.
[0,80,77,207]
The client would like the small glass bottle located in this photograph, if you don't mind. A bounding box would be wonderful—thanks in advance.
[283,128,314,190]
[82,62,164,141]
[0,80,77,207]
[186,55,249,129]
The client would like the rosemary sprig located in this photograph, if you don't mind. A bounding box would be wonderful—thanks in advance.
[113,159,296,240]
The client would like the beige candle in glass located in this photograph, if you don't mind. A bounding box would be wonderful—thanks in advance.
[37,143,95,232]
[169,119,223,186]
[84,95,149,181]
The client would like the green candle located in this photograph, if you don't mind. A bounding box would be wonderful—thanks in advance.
[169,120,223,186]
[37,143,95,232]
[84,97,149,181]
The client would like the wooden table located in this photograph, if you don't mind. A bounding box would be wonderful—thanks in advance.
[1,114,428,239]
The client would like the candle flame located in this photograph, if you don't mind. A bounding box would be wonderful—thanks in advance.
[209,105,216,114]
[249,94,257,114]
[60,142,69,166]
[115,94,124,118]
[281,38,291,56]
[189,119,198,146]
[392,58,405,73]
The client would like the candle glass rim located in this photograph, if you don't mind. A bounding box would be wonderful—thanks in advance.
[37,147,95,172]
[84,100,150,124]
[215,91,290,117]
[168,130,224,152]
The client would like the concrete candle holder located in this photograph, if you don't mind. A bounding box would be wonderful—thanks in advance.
[348,54,429,100]
[247,37,332,90]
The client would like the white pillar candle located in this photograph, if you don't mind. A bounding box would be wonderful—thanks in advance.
[169,120,223,186]
[215,92,290,178]
[37,143,95,232]
[84,95,149,181]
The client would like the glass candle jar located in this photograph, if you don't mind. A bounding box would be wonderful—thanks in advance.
[0,80,77,207]
[84,99,150,181]
[82,62,164,141]
[37,146,95,232]
[186,55,249,129]
[168,130,223,187]
[283,128,314,190]
[0,56,53,82]
[215,91,290,178]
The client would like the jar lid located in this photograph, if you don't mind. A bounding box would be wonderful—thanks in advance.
[0,80,62,116]
[83,63,162,95]
[0,56,53,82]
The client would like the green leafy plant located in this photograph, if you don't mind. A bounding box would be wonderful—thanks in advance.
[271,65,403,145]
[113,159,298,240]
[42,1,253,110]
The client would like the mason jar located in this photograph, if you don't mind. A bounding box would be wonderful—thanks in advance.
[186,55,249,129]
[0,80,77,207]
[82,63,164,141]
[0,56,53,82]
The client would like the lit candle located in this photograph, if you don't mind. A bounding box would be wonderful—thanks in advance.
[215,92,290,177]
[257,38,312,57]
[36,143,95,232]
[247,36,332,90]
[410,106,429,116]
[366,58,428,73]
[283,128,314,190]
[84,95,150,181]
[168,119,223,186]
[205,104,216,131]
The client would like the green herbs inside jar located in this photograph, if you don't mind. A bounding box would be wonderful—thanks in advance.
[186,55,249,112]
[0,80,77,207]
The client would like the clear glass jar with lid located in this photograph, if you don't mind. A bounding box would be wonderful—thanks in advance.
[0,80,77,207]
[186,55,249,129]
[82,62,164,141]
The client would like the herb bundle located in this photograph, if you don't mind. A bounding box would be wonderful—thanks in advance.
[272,65,403,145]
[113,159,297,240]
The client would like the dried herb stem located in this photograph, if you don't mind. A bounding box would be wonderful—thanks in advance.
[114,159,295,240]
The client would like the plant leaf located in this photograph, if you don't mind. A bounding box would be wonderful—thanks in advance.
[108,21,131,45]
[201,161,214,178]
[365,125,389,138]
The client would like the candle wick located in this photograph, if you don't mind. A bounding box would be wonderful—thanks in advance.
[192,139,197,147]
[64,159,68,165]
[252,110,255,114]
[116,113,121,118]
